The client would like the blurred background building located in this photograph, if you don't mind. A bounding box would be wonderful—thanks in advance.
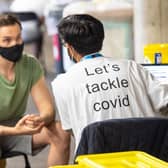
[1,0,168,75]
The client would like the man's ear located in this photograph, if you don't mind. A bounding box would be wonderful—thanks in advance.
[65,43,72,48]
[67,44,76,54]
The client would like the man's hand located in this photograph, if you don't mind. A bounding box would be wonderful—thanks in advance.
[15,114,44,135]
[24,114,44,128]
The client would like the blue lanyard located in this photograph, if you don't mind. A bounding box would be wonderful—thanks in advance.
[81,53,103,61]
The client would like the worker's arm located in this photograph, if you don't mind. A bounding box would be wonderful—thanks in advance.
[30,76,55,125]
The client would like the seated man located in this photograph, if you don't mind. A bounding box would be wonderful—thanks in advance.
[0,14,70,167]
[51,14,168,157]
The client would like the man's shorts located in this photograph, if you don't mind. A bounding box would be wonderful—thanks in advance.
[0,134,32,157]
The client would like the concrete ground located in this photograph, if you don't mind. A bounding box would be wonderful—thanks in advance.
[5,30,74,168]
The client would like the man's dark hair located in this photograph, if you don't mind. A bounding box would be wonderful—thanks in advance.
[0,14,22,29]
[57,14,104,56]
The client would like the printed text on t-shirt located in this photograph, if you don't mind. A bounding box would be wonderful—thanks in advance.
[84,63,130,112]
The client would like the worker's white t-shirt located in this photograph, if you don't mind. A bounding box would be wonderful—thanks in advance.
[52,56,168,149]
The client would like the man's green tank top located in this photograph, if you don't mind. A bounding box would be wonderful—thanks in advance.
[0,54,43,121]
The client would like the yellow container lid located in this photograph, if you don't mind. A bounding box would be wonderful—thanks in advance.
[76,151,168,168]
[49,165,86,168]
[144,43,168,49]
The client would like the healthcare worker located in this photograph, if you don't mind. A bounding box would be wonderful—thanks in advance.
[51,14,168,155]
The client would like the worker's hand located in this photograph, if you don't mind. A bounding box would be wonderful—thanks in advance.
[15,114,44,135]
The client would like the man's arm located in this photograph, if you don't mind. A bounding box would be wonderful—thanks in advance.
[31,76,55,125]
[0,114,44,136]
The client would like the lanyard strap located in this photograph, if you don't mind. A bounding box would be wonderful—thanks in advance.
[81,53,103,61]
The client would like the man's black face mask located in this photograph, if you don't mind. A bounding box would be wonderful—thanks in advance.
[0,43,24,62]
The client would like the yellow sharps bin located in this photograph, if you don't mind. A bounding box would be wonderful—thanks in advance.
[144,43,168,64]
[76,151,168,168]
[50,165,86,168]
[50,151,168,168]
